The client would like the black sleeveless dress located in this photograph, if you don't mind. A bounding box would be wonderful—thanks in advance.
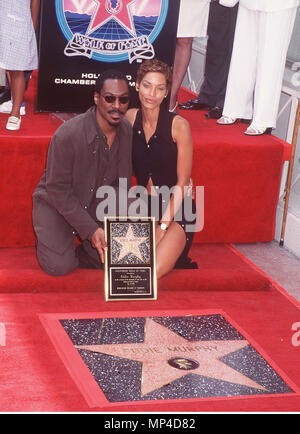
[132,107,197,269]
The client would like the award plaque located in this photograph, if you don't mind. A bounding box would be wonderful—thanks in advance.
[104,217,157,301]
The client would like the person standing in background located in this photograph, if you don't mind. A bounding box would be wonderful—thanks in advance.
[218,0,300,135]
[169,0,210,113]
[179,0,238,119]
[0,0,39,131]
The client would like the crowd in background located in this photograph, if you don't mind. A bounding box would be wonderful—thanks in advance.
[173,0,300,136]
[0,0,299,135]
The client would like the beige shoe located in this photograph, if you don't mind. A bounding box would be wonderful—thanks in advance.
[6,116,21,131]
[169,102,178,113]
[244,125,272,136]
[217,116,237,125]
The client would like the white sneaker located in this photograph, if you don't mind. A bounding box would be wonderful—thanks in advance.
[6,116,21,131]
[0,100,26,115]
[0,100,12,113]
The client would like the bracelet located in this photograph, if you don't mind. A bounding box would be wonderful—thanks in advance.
[159,221,168,231]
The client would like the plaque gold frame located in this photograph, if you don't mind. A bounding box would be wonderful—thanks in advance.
[104,217,157,301]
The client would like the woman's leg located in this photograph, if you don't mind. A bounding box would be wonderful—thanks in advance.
[8,70,25,118]
[169,37,193,111]
[155,221,186,279]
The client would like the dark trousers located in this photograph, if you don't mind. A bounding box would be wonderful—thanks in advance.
[35,238,102,276]
[198,1,238,108]
[32,196,103,276]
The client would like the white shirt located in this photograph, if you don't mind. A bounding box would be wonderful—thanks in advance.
[220,0,299,11]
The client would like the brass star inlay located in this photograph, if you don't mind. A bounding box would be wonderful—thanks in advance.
[76,318,268,396]
[113,225,148,262]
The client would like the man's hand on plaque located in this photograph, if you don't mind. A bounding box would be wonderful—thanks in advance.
[91,227,107,263]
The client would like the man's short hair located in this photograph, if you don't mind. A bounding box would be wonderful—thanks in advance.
[95,70,129,94]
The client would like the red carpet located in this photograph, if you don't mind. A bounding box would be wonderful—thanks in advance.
[0,244,270,293]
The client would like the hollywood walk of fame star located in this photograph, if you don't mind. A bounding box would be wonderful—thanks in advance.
[76,318,268,396]
[88,0,136,36]
[113,225,148,262]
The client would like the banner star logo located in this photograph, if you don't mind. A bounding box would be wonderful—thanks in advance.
[76,319,268,396]
[88,0,136,36]
[114,225,148,262]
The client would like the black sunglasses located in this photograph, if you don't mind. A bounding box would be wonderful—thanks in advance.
[101,94,130,105]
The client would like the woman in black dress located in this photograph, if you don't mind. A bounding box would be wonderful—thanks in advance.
[126,59,196,279]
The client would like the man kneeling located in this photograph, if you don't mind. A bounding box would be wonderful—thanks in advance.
[32,70,132,276]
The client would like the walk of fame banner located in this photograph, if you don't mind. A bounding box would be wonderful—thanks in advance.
[37,0,180,113]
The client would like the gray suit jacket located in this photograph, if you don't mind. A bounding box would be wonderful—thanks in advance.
[32,107,132,254]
